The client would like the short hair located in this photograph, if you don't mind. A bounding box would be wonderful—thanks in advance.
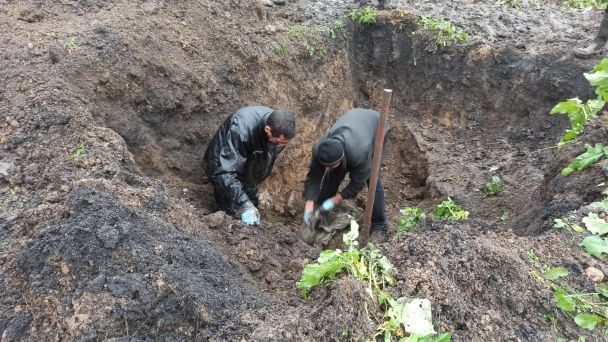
[267,110,296,139]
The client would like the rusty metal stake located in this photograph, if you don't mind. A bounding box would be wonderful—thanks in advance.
[362,89,392,243]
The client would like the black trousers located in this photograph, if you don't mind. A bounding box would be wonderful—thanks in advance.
[316,163,388,232]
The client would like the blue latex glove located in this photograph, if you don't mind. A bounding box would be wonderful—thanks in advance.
[320,198,335,212]
[241,204,261,226]
[303,209,313,224]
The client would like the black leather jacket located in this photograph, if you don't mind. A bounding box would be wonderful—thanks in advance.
[203,106,282,214]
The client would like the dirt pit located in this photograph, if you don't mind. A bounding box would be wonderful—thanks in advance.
[2,0,608,341]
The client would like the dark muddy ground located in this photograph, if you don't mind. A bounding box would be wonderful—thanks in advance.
[2,0,608,340]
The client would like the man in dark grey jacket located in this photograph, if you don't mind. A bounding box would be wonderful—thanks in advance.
[302,108,388,243]
[203,106,296,226]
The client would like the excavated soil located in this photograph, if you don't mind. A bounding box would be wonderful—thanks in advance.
[2,0,608,341]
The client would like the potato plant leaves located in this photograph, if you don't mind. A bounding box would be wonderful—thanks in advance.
[580,235,608,258]
[583,213,608,236]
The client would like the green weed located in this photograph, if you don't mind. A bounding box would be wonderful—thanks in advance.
[287,24,310,41]
[0,241,7,254]
[304,44,325,60]
[418,16,467,52]
[485,175,504,196]
[500,212,510,221]
[563,0,608,9]
[273,43,287,55]
[553,216,585,233]
[348,6,377,25]
[68,144,86,161]
[328,19,346,39]
[397,207,425,234]
[550,59,608,150]
[432,197,469,220]
[65,37,77,48]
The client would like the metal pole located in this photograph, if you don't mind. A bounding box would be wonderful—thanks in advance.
[362,89,392,242]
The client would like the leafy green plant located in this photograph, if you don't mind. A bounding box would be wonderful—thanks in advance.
[65,37,77,48]
[485,175,504,196]
[272,43,287,55]
[376,291,452,342]
[550,59,608,149]
[500,212,510,221]
[553,216,585,233]
[550,100,604,149]
[553,285,608,332]
[563,0,608,9]
[348,6,377,25]
[432,197,469,220]
[397,207,426,234]
[328,19,346,39]
[297,221,451,340]
[68,144,86,161]
[562,143,608,176]
[296,221,395,298]
[305,45,325,60]
[581,235,608,257]
[544,266,570,281]
[287,24,310,41]
[0,240,7,254]
[418,16,467,52]
[527,250,608,333]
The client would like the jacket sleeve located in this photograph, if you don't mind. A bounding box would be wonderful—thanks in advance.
[209,125,251,210]
[303,157,325,202]
[339,161,369,200]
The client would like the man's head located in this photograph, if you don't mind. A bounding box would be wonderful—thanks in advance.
[316,138,344,169]
[264,109,296,146]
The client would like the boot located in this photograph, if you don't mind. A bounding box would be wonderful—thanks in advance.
[574,11,608,59]
[369,229,387,244]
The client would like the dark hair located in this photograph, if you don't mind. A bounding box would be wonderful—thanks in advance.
[268,109,296,139]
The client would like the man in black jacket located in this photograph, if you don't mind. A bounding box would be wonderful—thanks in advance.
[302,108,388,243]
[203,106,296,226]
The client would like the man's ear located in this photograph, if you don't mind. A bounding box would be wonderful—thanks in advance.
[264,126,272,136]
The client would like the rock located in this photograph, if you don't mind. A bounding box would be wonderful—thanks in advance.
[585,267,604,282]
[0,161,12,178]
[272,0,286,5]
[258,190,272,210]
[265,270,280,284]
[204,211,226,229]
[259,0,274,7]
[2,315,31,341]
[96,224,120,249]
[86,273,106,292]
[264,24,276,33]
[141,1,160,14]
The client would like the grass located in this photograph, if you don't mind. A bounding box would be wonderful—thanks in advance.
[65,37,77,48]
[0,241,7,254]
[348,6,377,25]
[563,0,608,9]
[273,43,287,55]
[418,16,468,52]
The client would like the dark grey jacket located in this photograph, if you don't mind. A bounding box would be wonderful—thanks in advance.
[303,108,382,201]
[203,106,282,214]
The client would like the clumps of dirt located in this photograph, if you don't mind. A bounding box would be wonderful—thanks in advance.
[511,121,608,236]
[243,277,379,341]
[2,185,268,340]
[383,219,606,341]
